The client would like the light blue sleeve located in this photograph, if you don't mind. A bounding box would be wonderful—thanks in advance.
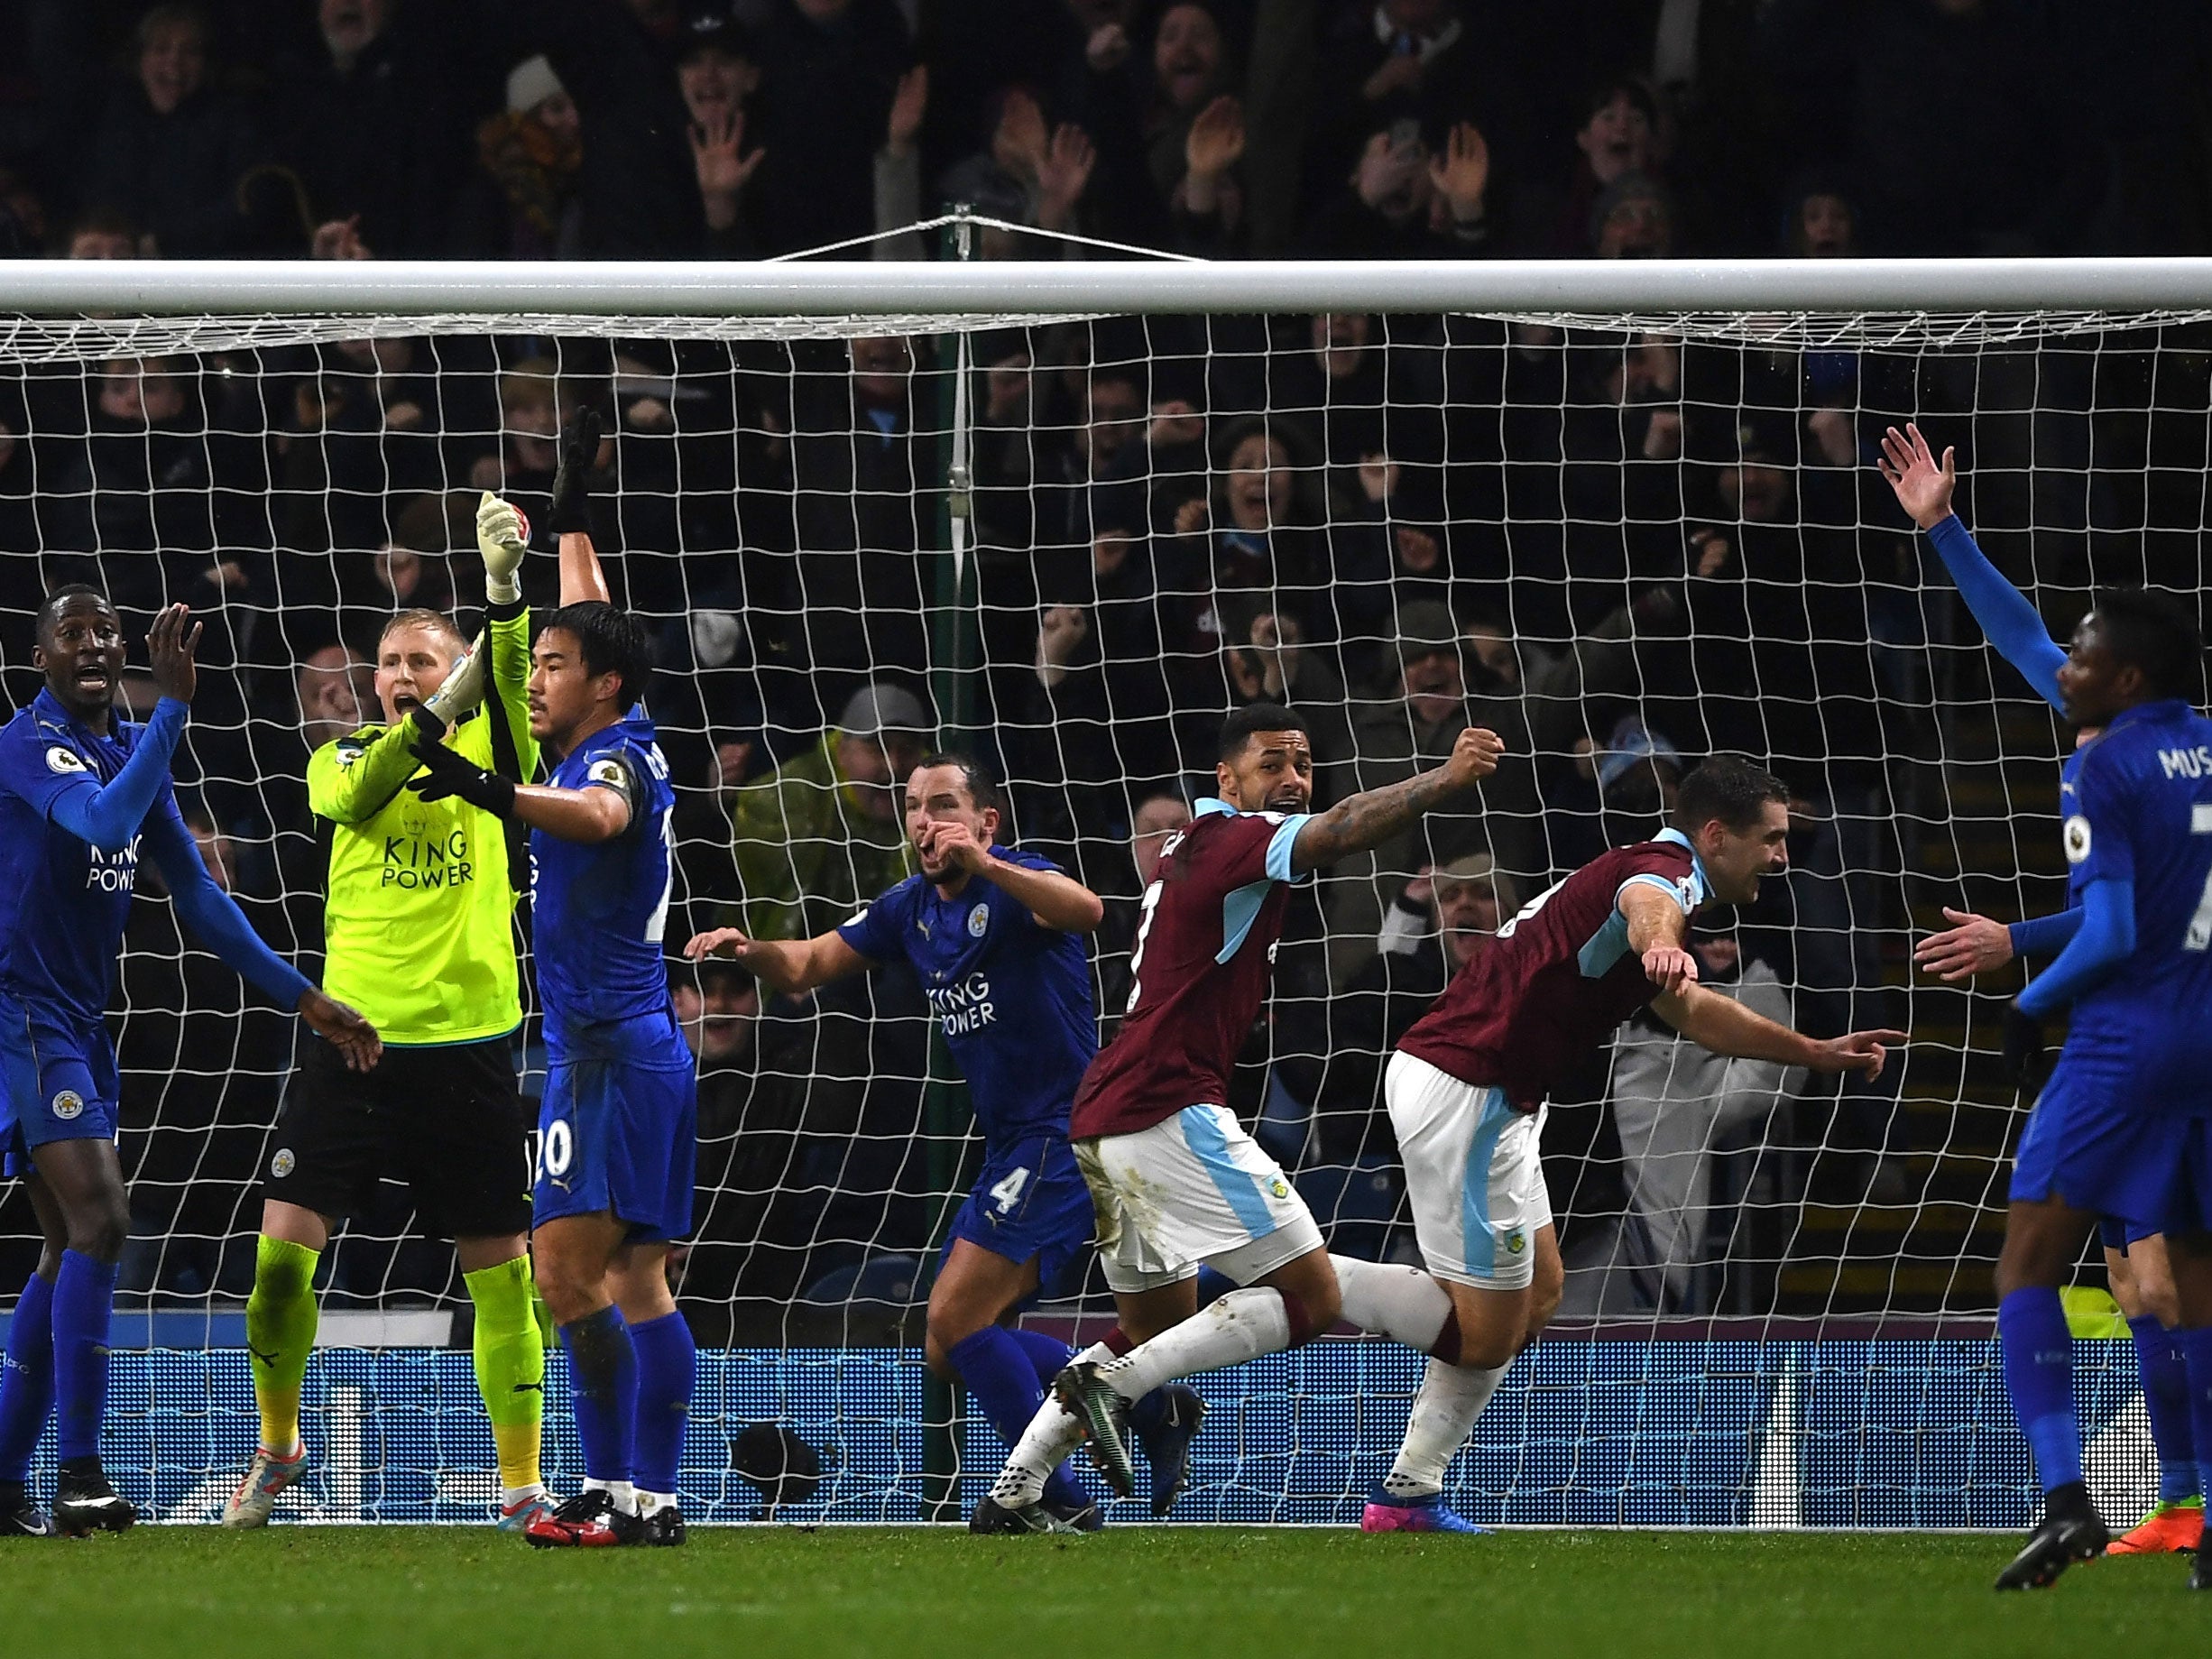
[1265,814,1314,883]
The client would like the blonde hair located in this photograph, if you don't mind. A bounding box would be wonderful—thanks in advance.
[378,607,466,653]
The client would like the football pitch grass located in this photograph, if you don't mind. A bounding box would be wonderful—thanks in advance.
[0,1526,2191,1655]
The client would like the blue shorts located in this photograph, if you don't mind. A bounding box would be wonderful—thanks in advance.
[535,1009,697,1243]
[0,991,120,1179]
[2010,1054,2202,1239]
[940,1133,1094,1301]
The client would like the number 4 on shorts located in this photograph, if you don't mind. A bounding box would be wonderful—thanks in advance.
[989,1166,1029,1214]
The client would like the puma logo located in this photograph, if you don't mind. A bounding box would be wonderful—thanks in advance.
[248,1345,280,1367]
[512,1381,544,1394]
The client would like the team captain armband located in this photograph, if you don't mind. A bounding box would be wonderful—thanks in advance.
[582,751,643,816]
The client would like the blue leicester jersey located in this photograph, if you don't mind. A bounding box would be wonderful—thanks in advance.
[2057,698,2212,1053]
[0,689,180,1022]
[531,711,678,1037]
[837,845,1096,1147]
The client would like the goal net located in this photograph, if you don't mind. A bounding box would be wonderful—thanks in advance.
[0,250,2204,1525]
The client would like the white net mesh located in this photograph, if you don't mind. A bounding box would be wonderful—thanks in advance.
[0,280,2199,1522]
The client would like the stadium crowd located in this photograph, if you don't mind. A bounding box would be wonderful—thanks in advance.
[1,0,2207,1333]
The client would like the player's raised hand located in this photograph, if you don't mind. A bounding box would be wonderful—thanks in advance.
[1913,906,2016,982]
[475,491,530,604]
[548,407,605,534]
[1876,422,1957,530]
[1806,1027,1910,1081]
[1642,943,1698,995]
[300,987,381,1073]
[419,631,488,733]
[146,603,203,705]
[1442,724,1506,788]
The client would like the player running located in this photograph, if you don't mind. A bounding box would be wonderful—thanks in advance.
[685,753,1203,1525]
[1886,421,2205,1559]
[224,493,549,1531]
[0,590,377,1537]
[1880,423,2212,1587]
[1361,755,1903,1534]
[406,411,698,1548]
[974,703,1510,1532]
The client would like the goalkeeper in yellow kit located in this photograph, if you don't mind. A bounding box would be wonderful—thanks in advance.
[223,495,552,1530]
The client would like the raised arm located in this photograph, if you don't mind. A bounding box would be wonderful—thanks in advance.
[1651,980,1904,1079]
[681,926,871,997]
[406,736,635,844]
[44,606,196,853]
[475,491,540,781]
[549,409,612,606]
[1877,422,2065,709]
[1288,724,1504,875]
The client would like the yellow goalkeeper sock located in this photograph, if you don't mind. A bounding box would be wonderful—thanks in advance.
[465,1256,544,1492]
[245,1235,320,1457]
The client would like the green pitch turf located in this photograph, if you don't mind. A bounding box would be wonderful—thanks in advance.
[0,1527,2191,1656]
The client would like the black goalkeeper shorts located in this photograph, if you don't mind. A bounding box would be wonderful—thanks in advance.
[263,1032,534,1240]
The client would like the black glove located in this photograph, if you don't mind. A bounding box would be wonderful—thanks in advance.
[408,736,516,817]
[2001,1000,2048,1092]
[547,407,604,534]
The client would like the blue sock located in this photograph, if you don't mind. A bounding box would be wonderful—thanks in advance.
[0,1271,57,1481]
[558,1306,637,1486]
[2172,1326,2212,1510]
[1007,1326,1074,1385]
[2130,1315,2198,1503]
[629,1311,695,1499]
[52,1251,118,1465]
[1999,1286,2081,1493]
[947,1326,1086,1511]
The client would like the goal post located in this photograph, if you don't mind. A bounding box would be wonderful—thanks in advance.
[0,245,2207,1525]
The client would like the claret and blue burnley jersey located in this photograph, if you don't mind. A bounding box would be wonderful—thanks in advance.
[1069,798,1312,1141]
[836,845,1096,1148]
[1399,829,1710,1111]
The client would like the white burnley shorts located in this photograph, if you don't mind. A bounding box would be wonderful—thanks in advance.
[1387,1050,1553,1291]
[1074,1103,1324,1295]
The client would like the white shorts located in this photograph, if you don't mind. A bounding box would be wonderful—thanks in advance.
[1075,1104,1325,1295]
[1387,1050,1553,1291]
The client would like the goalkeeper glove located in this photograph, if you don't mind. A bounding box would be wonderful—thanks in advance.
[547,407,604,535]
[475,493,529,604]
[408,734,517,817]
[402,631,487,744]
[2001,1000,2048,1094]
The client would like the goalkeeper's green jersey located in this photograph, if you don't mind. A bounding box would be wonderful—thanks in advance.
[306,607,536,1046]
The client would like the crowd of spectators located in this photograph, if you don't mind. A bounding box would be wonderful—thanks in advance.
[2,0,2207,1324]
[0,0,2207,265]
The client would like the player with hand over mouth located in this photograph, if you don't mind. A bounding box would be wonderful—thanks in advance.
[688,752,1204,1527]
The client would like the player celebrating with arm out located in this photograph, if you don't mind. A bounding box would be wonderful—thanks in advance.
[685,754,1205,1527]
[1881,423,2212,1589]
[0,589,378,1537]
[974,703,1515,1533]
[1885,420,2205,1562]
[1363,755,1902,1534]
[407,410,698,1548]
[224,493,551,1532]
